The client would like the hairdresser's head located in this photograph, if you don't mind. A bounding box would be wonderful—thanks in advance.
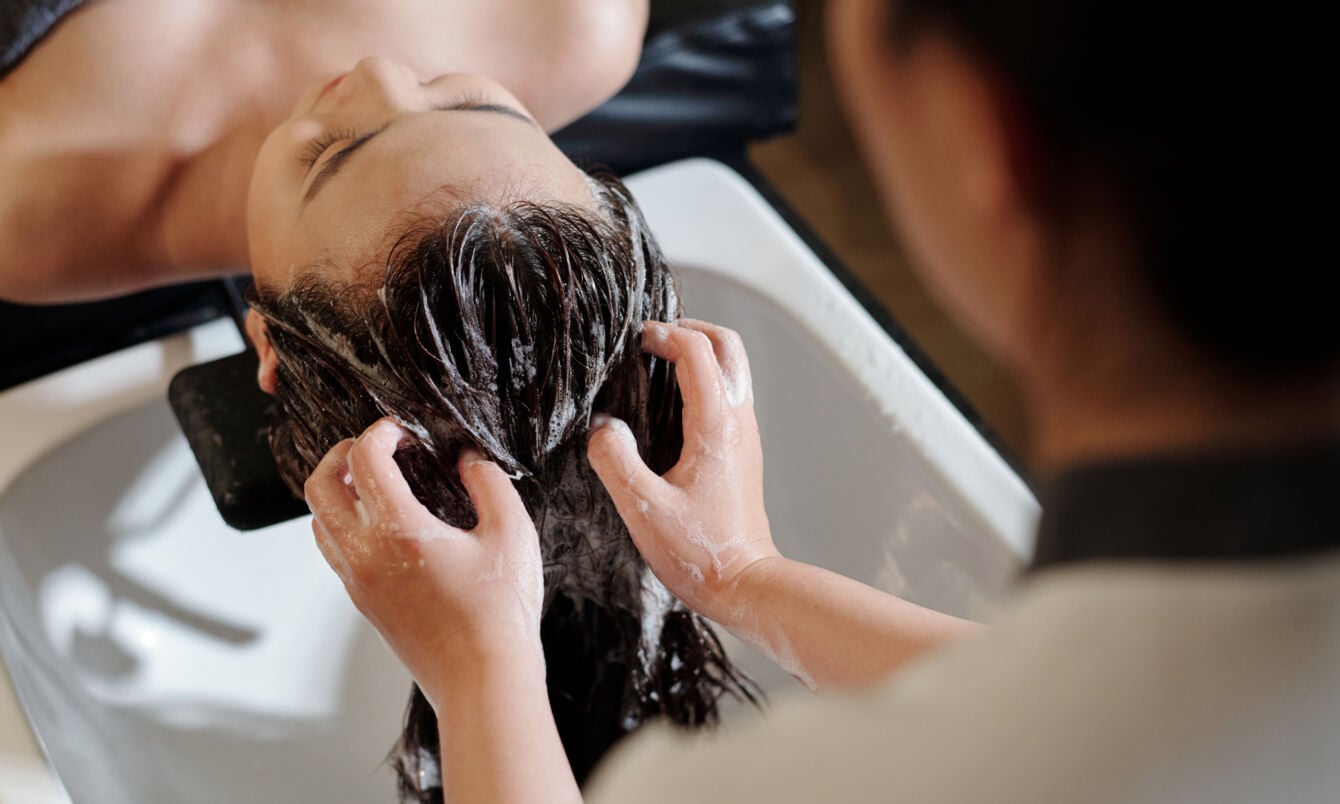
[831,1,1334,395]
[247,56,597,291]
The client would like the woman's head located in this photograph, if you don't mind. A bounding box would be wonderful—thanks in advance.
[247,57,598,292]
[247,160,754,797]
[248,171,678,591]
[831,1,1336,380]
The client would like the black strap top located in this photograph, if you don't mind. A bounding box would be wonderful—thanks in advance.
[1,0,88,80]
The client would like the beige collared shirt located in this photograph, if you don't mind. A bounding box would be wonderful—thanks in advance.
[588,555,1340,803]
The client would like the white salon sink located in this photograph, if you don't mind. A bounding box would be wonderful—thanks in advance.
[0,159,1037,802]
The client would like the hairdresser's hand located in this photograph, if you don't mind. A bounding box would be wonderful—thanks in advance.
[588,319,779,626]
[305,418,544,706]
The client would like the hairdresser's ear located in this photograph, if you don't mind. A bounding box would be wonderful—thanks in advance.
[245,310,279,395]
[831,0,1021,233]
[829,0,1046,362]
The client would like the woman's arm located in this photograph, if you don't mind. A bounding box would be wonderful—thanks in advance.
[708,556,978,690]
[504,0,649,131]
[587,320,978,691]
[305,420,580,804]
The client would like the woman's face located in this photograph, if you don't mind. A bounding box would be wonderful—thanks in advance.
[247,57,597,290]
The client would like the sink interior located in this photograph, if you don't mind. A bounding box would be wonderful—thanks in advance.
[0,400,410,803]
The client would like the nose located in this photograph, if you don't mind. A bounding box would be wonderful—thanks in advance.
[344,56,419,106]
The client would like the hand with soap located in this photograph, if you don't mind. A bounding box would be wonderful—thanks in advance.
[306,418,579,803]
[304,418,545,704]
[589,319,978,691]
[587,319,781,625]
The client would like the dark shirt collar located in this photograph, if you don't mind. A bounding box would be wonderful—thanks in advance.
[1031,439,1340,571]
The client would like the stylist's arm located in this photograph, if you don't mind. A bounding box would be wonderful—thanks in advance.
[589,319,977,690]
[305,418,581,804]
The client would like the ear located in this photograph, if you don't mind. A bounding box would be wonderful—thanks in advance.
[829,2,1049,365]
[830,0,1036,225]
[244,310,279,395]
[827,0,908,212]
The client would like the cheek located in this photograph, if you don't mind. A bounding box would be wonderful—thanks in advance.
[867,90,1014,353]
[891,157,1006,347]
[832,9,1022,359]
[828,24,972,302]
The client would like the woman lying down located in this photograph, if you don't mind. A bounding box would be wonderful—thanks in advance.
[0,3,757,797]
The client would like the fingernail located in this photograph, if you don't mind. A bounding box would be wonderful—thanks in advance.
[459,448,488,468]
[641,320,669,344]
[373,418,403,440]
[589,415,633,443]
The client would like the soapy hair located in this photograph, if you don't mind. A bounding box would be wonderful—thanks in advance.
[249,170,759,800]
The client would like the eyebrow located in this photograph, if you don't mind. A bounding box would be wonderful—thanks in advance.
[303,102,539,205]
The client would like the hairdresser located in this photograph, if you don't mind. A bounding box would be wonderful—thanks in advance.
[307,0,1338,800]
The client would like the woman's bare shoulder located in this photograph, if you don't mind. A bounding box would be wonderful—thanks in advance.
[472,0,649,130]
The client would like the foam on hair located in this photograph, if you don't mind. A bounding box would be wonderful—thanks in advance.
[249,170,759,800]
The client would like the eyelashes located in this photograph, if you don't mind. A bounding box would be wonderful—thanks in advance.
[299,126,360,169]
[438,89,489,109]
[298,90,493,170]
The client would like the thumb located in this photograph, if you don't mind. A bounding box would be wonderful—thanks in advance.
[586,415,670,523]
[458,450,531,534]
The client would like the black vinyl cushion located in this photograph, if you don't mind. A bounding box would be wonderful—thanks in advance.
[555,2,796,175]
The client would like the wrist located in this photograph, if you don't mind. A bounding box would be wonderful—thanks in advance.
[704,553,789,630]
[416,619,545,706]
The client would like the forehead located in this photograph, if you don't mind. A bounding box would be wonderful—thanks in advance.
[289,112,597,280]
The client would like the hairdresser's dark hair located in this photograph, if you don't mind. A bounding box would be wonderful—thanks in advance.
[249,171,759,800]
[886,2,1335,372]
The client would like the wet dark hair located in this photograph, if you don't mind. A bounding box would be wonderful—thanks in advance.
[249,171,759,800]
[887,2,1336,373]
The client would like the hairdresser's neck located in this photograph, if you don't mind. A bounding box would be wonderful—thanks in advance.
[1025,342,1340,475]
[1010,218,1340,473]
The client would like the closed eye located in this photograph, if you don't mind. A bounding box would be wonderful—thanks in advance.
[300,95,538,205]
[299,127,361,170]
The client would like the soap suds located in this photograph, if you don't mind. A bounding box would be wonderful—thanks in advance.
[726,603,818,692]
[717,337,753,409]
[676,555,706,586]
[722,365,751,409]
[638,571,676,668]
[683,522,750,581]
[353,498,372,527]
